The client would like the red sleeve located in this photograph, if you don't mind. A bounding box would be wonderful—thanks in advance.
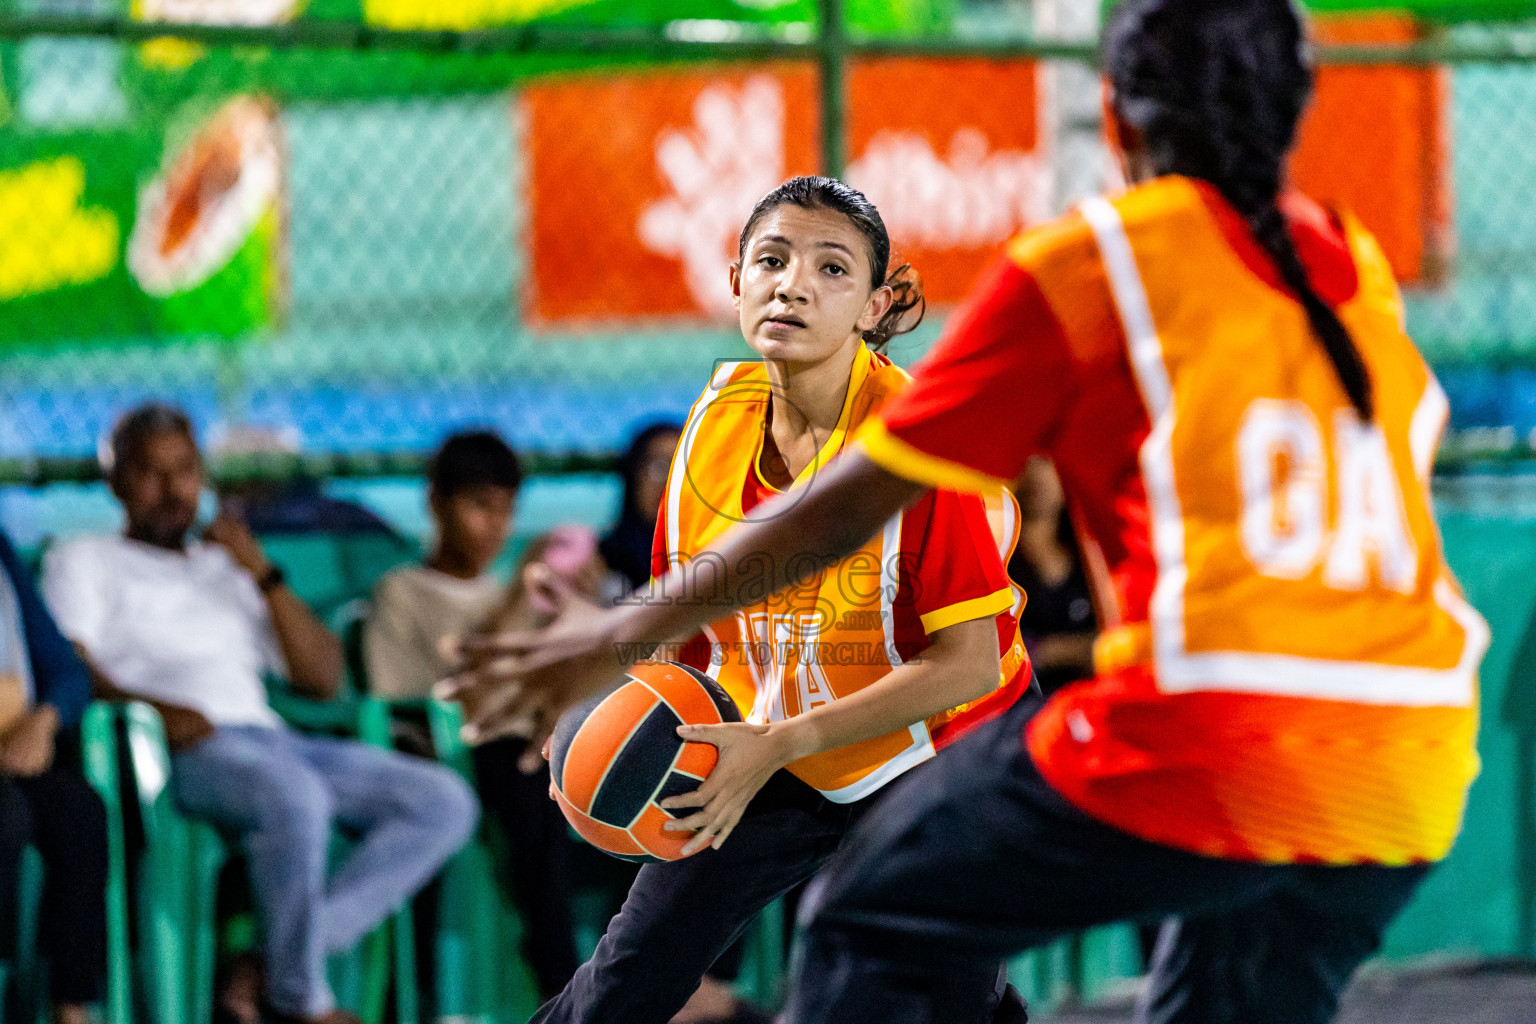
[650,500,669,582]
[896,490,1014,646]
[857,255,1077,493]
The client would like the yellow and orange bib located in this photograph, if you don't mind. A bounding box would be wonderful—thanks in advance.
[1028,178,1488,864]
[665,345,1028,802]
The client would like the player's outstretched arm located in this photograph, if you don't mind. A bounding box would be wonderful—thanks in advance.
[438,450,925,768]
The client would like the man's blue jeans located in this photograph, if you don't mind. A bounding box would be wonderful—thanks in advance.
[172,725,479,1017]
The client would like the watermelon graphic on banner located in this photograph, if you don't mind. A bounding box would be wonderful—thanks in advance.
[127,95,284,337]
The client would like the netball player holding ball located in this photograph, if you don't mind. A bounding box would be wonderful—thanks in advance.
[446,0,1490,1020]
[495,177,1034,1024]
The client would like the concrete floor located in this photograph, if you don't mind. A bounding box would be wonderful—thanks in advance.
[1040,961,1536,1024]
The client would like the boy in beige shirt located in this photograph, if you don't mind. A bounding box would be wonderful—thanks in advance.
[365,431,584,1000]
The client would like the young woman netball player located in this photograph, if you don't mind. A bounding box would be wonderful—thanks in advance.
[516,177,1034,1024]
[447,0,1489,1019]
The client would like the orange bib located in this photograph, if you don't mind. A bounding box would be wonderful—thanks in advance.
[666,345,1027,802]
[1029,179,1488,864]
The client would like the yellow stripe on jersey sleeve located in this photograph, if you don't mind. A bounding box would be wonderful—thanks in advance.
[919,587,1015,635]
[853,419,1011,496]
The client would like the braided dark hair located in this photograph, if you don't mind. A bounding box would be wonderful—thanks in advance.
[738,176,925,352]
[1104,0,1373,420]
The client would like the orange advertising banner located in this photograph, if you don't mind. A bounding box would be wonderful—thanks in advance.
[1291,13,1451,285]
[522,38,1442,327]
[846,58,1043,304]
[523,66,821,325]
[523,59,1044,326]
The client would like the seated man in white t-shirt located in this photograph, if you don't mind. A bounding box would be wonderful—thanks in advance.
[43,403,478,1024]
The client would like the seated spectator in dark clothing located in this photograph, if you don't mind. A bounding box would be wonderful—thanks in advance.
[0,528,108,1024]
[220,481,396,537]
[599,422,682,597]
[42,403,478,1024]
[1007,457,1098,696]
[365,431,585,1001]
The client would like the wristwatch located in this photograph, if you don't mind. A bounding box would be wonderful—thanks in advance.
[256,563,287,593]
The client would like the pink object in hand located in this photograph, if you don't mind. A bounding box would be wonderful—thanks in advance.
[528,525,599,614]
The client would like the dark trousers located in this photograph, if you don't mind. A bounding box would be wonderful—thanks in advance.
[532,768,1027,1024]
[783,693,1430,1024]
[473,737,581,1000]
[0,730,109,1006]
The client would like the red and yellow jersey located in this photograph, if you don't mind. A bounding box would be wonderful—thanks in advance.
[655,343,1032,803]
[856,175,1489,865]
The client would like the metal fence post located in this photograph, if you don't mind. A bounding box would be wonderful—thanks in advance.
[817,0,847,179]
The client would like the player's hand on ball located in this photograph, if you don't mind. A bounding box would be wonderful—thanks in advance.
[659,721,799,855]
[437,567,631,771]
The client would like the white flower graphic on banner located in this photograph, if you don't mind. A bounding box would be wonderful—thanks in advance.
[139,0,303,24]
[847,127,1047,250]
[638,76,786,318]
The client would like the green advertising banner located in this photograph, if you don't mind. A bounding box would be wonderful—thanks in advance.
[0,86,282,345]
[1304,0,1536,20]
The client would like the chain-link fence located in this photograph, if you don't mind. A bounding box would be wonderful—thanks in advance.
[2,1,1535,482]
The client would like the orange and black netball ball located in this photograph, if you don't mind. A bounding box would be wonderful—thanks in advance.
[549,661,741,862]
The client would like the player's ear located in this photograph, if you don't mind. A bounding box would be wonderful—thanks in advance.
[1101,79,1121,155]
[856,284,894,334]
[729,262,743,311]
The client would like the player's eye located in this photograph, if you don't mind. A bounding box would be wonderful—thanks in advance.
[823,262,847,276]
[758,255,783,269]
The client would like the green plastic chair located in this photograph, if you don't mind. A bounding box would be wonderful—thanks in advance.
[426,700,540,1024]
[338,591,540,1024]
[80,702,135,1024]
[737,897,786,1011]
[119,700,397,1024]
[262,534,418,629]
[117,700,229,1024]
[349,697,421,1024]
[1070,923,1145,1004]
[336,600,423,1024]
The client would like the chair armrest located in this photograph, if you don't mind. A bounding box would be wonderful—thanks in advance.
[119,701,175,806]
[268,678,365,736]
[80,701,121,799]
[355,696,432,749]
[427,700,476,782]
[356,696,392,748]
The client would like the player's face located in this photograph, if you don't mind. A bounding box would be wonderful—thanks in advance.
[731,205,892,367]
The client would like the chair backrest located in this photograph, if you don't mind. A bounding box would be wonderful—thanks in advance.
[330,598,372,696]
[264,533,418,624]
